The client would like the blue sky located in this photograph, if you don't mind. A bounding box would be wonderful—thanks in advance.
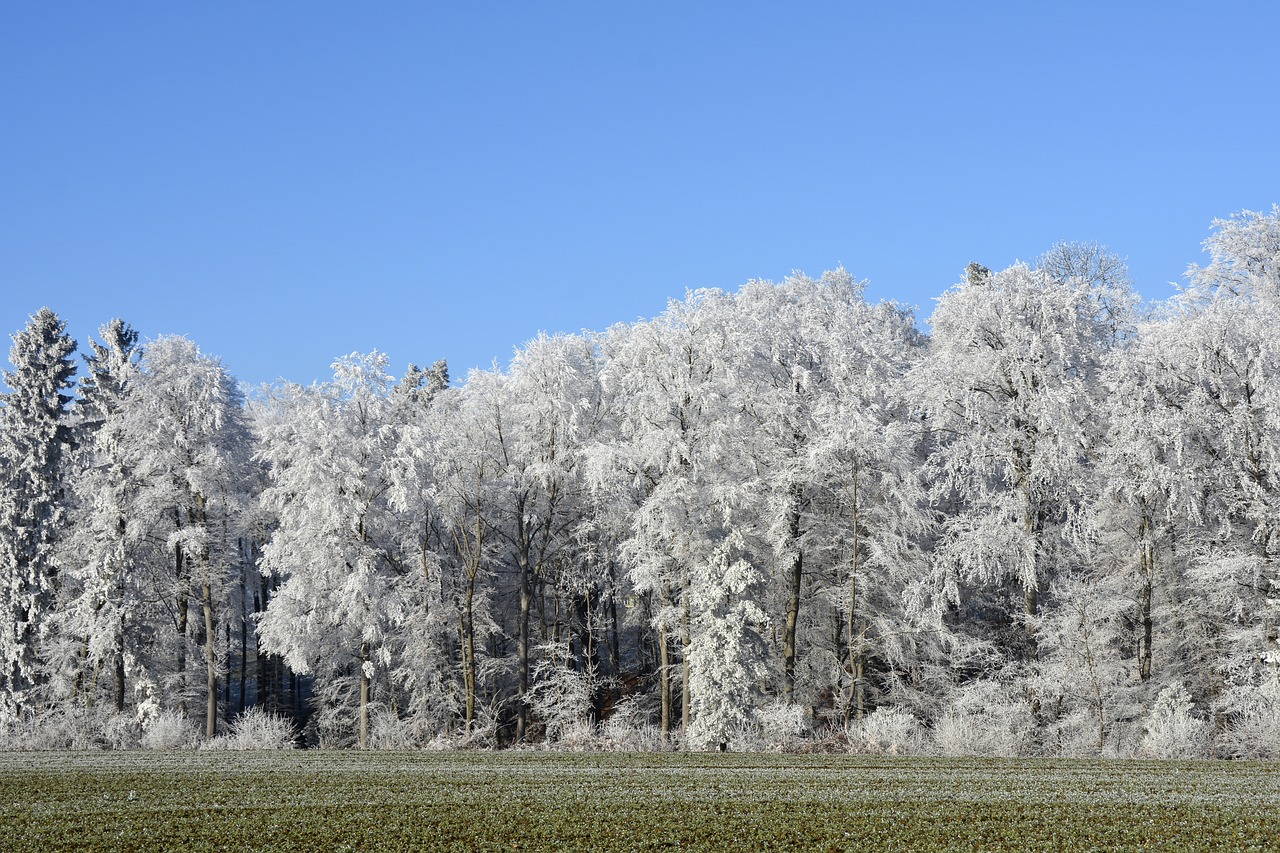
[3,2,1278,387]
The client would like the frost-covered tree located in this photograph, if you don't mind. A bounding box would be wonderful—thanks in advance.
[492,333,606,742]
[1124,211,1280,709]
[425,374,505,736]
[57,320,143,713]
[0,308,76,723]
[1141,680,1212,758]
[917,247,1134,723]
[125,336,251,739]
[804,299,933,723]
[377,360,459,742]
[599,292,771,747]
[257,352,407,748]
[726,271,930,725]
[726,273,851,709]
[1184,205,1280,305]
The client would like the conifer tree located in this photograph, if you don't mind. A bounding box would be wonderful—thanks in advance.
[0,308,76,723]
[59,320,143,713]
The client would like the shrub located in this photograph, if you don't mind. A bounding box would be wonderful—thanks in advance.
[545,720,602,751]
[525,653,600,745]
[601,720,670,751]
[0,704,151,751]
[1140,681,1211,759]
[1217,679,1280,759]
[141,709,200,750]
[850,706,927,756]
[100,710,143,750]
[368,707,447,750]
[752,701,809,752]
[210,706,298,750]
[933,682,1036,757]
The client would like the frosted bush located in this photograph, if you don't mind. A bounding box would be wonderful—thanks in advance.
[1217,679,1280,759]
[850,706,926,756]
[601,721,669,751]
[0,704,143,751]
[754,700,808,751]
[547,720,602,751]
[1140,681,1211,759]
[454,704,502,749]
[600,694,669,751]
[1046,709,1105,758]
[218,706,298,750]
[11,706,97,750]
[369,707,450,749]
[526,653,598,744]
[39,707,91,750]
[100,711,143,750]
[603,692,655,728]
[933,682,1036,757]
[141,709,200,750]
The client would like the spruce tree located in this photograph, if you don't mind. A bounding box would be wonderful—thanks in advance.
[60,319,142,713]
[0,308,77,723]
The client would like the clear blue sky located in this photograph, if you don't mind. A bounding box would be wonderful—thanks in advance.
[3,2,1278,387]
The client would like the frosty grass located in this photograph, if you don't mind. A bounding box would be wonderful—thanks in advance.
[2,751,1278,851]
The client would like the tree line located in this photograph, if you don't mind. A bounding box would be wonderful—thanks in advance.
[2,207,1279,756]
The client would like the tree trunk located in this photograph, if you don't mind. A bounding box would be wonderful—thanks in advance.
[845,469,861,725]
[782,489,803,705]
[605,563,620,678]
[176,596,189,716]
[461,582,477,734]
[195,493,218,741]
[203,578,218,739]
[175,532,189,716]
[516,547,532,743]
[658,624,671,740]
[359,641,370,748]
[1138,514,1154,682]
[1021,492,1041,662]
[114,517,127,714]
[680,590,691,739]
[853,652,866,722]
[113,627,126,714]
[1023,578,1041,725]
[238,607,247,715]
[255,576,273,712]
[223,620,232,708]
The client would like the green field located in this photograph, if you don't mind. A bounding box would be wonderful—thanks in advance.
[1,750,1278,851]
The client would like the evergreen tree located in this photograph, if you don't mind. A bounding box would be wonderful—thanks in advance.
[0,308,77,723]
[58,320,143,713]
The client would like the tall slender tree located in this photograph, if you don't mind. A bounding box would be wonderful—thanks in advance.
[494,333,604,742]
[257,352,406,748]
[124,336,250,738]
[0,308,76,724]
[59,320,143,713]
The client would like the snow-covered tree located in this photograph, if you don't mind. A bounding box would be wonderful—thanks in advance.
[57,320,143,713]
[722,271,931,726]
[0,308,76,723]
[598,291,771,747]
[257,352,407,748]
[124,336,251,739]
[1124,211,1280,708]
[807,301,934,723]
[917,247,1134,727]
[425,374,505,736]
[493,333,605,741]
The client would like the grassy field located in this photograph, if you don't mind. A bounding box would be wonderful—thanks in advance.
[1,750,1278,852]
